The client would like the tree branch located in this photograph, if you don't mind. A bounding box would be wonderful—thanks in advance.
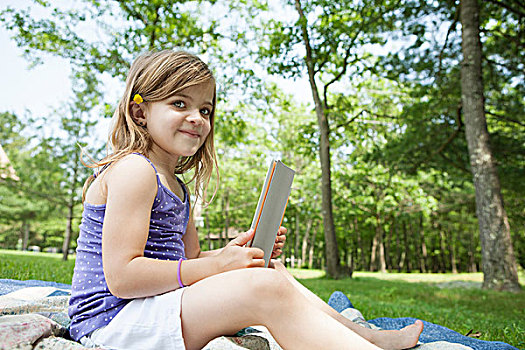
[438,152,470,174]
[409,104,464,173]
[486,110,525,127]
[322,3,367,110]
[336,110,364,129]
[149,6,160,50]
[485,0,525,18]
[335,109,398,129]
[294,0,322,111]
[483,56,524,74]
[323,46,353,110]
[435,104,464,155]
[115,0,147,25]
[481,28,525,49]
[436,9,459,81]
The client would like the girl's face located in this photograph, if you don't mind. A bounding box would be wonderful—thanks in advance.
[144,80,214,161]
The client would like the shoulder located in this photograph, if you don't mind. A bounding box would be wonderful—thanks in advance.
[108,153,155,174]
[104,154,158,197]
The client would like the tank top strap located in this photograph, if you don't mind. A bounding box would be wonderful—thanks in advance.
[132,153,187,202]
[175,176,188,202]
[93,163,110,179]
[132,153,162,185]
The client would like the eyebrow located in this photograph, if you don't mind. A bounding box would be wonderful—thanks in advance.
[176,93,213,106]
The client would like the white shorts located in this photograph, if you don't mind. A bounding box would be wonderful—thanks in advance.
[80,288,186,350]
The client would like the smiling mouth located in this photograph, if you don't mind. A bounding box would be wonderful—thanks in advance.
[179,130,200,138]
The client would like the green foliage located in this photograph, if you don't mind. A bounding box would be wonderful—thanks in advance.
[0,0,216,77]
[0,102,95,254]
[0,0,523,287]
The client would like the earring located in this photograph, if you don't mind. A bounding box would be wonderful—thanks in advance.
[139,122,146,127]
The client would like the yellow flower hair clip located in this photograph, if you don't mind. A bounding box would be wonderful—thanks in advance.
[133,94,144,104]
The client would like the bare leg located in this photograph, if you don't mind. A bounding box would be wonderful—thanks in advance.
[180,268,382,350]
[271,260,423,350]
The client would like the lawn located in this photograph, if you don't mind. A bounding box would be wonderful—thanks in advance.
[1,249,524,348]
[290,269,525,349]
[0,249,75,284]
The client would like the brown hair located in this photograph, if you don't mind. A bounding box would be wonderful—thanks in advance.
[82,50,218,206]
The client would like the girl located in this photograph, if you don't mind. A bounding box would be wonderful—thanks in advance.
[69,49,423,350]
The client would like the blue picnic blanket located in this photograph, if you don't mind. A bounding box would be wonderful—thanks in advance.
[328,291,519,350]
[0,279,71,296]
[369,318,518,350]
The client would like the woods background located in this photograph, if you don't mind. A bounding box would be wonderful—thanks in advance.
[0,0,523,291]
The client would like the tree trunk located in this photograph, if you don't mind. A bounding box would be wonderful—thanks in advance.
[21,221,29,250]
[431,231,440,273]
[301,217,313,268]
[460,0,520,291]
[62,150,79,261]
[448,229,458,274]
[396,219,401,272]
[353,218,359,271]
[419,213,427,273]
[370,232,378,272]
[205,212,211,250]
[62,201,74,260]
[294,0,345,278]
[385,220,393,271]
[308,223,319,269]
[376,215,387,273]
[439,229,448,273]
[412,218,422,272]
[220,190,229,247]
[403,220,411,272]
[293,211,301,267]
[356,218,366,271]
[468,230,478,273]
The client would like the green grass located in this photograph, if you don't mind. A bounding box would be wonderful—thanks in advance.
[0,249,75,284]
[290,269,525,349]
[1,249,524,348]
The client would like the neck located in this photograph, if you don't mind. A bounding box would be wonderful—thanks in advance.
[147,148,180,176]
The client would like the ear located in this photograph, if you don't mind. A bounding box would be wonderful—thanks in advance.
[129,101,147,126]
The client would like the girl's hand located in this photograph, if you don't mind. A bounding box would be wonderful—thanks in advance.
[271,226,287,258]
[214,229,265,273]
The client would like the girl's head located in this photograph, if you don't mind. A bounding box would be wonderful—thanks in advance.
[93,50,218,204]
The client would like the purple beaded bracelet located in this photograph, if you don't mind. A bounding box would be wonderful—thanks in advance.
[177,257,185,288]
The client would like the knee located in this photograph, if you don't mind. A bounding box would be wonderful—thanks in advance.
[272,259,286,271]
[244,268,294,306]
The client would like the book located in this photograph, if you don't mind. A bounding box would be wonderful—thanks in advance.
[248,160,295,267]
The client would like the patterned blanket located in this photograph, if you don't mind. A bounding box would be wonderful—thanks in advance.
[0,279,519,350]
[0,279,279,350]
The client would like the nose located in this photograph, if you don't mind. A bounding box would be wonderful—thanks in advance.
[187,109,204,125]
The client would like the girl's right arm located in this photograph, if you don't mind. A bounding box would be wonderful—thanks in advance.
[101,155,265,299]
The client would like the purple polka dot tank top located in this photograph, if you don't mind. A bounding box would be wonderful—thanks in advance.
[68,154,190,341]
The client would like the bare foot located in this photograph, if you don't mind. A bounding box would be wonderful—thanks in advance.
[370,320,424,350]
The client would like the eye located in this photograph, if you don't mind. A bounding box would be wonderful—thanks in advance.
[173,100,186,108]
[200,107,212,118]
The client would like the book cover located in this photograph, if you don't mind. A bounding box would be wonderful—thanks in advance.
[248,160,295,267]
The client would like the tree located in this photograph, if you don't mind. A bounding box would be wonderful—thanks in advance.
[253,0,408,277]
[291,0,344,278]
[459,0,520,292]
[1,112,67,251]
[370,0,523,282]
[55,69,103,260]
